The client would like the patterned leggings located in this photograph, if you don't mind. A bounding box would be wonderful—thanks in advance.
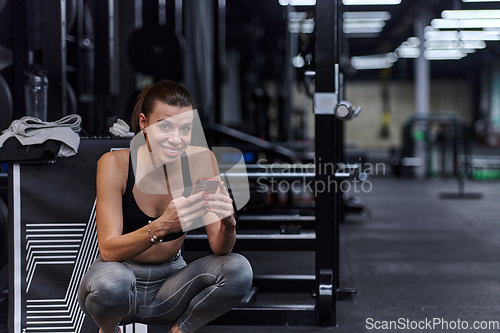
[77,252,253,333]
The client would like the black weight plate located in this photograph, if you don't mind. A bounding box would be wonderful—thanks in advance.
[127,25,182,79]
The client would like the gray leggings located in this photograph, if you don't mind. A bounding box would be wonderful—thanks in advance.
[77,252,253,333]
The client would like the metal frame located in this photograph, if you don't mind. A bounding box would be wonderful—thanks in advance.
[40,0,68,120]
[314,0,343,326]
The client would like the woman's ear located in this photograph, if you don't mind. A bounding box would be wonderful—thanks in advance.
[139,113,147,132]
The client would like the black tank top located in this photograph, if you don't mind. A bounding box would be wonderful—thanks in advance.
[121,151,192,241]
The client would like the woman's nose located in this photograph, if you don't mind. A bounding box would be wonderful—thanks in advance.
[167,131,182,145]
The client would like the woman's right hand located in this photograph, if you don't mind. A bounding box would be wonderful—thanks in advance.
[155,191,208,235]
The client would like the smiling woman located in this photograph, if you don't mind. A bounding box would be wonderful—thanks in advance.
[77,80,253,333]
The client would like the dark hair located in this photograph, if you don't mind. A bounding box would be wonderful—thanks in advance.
[131,80,195,134]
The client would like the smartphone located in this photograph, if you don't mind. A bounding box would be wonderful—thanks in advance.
[191,178,220,195]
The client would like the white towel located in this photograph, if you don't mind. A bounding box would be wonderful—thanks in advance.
[0,114,82,157]
[109,118,134,138]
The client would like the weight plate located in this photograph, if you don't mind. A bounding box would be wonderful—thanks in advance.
[127,25,182,79]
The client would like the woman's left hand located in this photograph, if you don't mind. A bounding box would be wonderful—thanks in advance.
[203,181,235,227]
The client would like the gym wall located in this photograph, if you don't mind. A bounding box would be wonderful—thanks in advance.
[344,79,473,150]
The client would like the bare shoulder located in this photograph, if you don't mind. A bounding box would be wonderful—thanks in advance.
[98,149,129,167]
[97,149,130,192]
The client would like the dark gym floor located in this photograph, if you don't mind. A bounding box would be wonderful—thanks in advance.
[2,175,500,332]
[197,176,500,332]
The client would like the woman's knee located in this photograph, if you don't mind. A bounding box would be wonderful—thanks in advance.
[218,253,253,294]
[79,261,136,314]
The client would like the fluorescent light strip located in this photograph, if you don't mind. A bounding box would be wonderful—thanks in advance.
[462,0,500,2]
[343,27,384,33]
[343,11,391,20]
[431,18,500,29]
[343,0,401,5]
[344,21,386,29]
[424,49,466,60]
[460,30,500,40]
[424,40,486,49]
[424,29,500,41]
[442,10,500,20]
[395,46,420,58]
[351,53,396,70]
[344,18,387,23]
[279,0,316,5]
[424,30,459,40]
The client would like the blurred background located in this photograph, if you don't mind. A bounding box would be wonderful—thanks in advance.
[2,0,500,332]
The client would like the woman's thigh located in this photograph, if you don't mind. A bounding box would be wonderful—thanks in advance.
[136,253,253,325]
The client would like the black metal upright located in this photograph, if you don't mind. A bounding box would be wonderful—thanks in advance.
[315,0,342,326]
[93,0,118,135]
[40,0,67,120]
[12,0,29,120]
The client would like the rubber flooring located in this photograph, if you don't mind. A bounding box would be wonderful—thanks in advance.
[199,177,500,332]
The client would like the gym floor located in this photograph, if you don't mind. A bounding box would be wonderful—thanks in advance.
[1,174,500,332]
[198,176,500,332]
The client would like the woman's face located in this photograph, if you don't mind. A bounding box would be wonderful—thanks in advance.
[140,101,194,165]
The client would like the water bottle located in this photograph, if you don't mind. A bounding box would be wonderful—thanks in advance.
[24,71,48,121]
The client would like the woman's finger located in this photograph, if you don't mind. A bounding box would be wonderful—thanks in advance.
[206,207,232,220]
[180,205,209,226]
[205,200,233,212]
[176,191,206,209]
[203,193,232,204]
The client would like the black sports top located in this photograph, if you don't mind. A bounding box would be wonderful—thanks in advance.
[121,151,192,241]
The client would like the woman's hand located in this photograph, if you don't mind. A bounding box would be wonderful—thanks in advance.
[203,181,236,228]
[156,191,208,235]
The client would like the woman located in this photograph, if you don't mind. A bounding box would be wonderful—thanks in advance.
[78,81,253,333]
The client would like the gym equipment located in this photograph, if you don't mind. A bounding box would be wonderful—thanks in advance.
[393,112,471,178]
[127,0,183,81]
[439,155,483,199]
[334,100,361,120]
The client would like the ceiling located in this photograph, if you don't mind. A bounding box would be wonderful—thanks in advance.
[227,0,500,81]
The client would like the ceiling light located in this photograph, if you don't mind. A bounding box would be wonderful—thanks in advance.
[462,40,487,48]
[431,18,500,29]
[279,0,316,5]
[343,26,384,33]
[351,53,397,70]
[424,40,459,49]
[343,0,401,4]
[442,10,500,20]
[424,49,466,60]
[344,21,386,29]
[343,11,391,20]
[459,30,500,40]
[395,46,420,58]
[424,40,486,49]
[424,30,459,40]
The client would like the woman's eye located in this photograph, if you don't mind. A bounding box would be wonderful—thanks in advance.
[159,123,170,131]
[182,126,192,133]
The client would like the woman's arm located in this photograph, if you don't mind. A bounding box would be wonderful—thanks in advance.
[96,151,208,262]
[95,151,155,262]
